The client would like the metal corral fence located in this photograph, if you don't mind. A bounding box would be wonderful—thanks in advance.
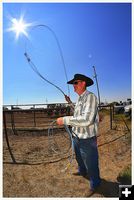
[3,103,73,164]
[3,103,113,132]
[3,103,131,164]
[3,103,71,133]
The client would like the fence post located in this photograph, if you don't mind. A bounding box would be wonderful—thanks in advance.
[110,105,113,130]
[112,105,115,120]
[11,107,17,135]
[3,111,16,163]
[33,105,36,127]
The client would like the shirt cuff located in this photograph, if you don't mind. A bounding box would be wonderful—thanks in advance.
[63,116,72,125]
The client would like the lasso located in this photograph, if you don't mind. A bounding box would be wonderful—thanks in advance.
[24,24,70,97]
[48,120,74,172]
[24,24,73,170]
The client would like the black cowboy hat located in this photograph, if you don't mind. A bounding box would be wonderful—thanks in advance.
[67,74,94,87]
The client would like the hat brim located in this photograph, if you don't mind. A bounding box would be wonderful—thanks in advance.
[67,77,94,87]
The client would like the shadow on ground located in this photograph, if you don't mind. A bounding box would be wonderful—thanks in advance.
[88,179,119,197]
[117,176,131,185]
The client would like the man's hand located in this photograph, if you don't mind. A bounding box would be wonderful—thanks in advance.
[64,94,72,104]
[57,117,64,125]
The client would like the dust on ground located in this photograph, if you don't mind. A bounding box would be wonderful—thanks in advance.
[3,115,131,197]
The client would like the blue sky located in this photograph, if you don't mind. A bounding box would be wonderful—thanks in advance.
[3,2,131,105]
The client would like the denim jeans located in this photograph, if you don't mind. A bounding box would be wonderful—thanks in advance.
[73,136,101,190]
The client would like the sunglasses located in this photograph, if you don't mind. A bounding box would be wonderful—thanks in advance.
[73,81,83,85]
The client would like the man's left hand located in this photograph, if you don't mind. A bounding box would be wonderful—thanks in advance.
[57,117,64,125]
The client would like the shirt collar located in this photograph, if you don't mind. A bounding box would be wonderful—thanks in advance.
[79,90,87,98]
[78,90,88,101]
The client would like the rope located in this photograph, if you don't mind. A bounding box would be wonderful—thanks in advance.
[48,120,74,172]
[24,52,66,96]
[24,24,70,96]
[63,124,74,172]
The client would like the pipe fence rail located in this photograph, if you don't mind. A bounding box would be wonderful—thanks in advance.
[3,103,131,164]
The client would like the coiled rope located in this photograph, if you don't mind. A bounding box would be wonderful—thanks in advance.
[48,120,74,172]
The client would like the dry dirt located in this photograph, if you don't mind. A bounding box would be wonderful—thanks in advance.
[3,115,131,197]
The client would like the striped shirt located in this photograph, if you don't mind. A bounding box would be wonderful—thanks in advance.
[63,90,99,139]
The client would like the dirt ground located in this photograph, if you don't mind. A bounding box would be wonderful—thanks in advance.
[3,115,131,197]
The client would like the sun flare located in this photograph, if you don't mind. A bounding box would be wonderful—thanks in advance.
[7,16,32,40]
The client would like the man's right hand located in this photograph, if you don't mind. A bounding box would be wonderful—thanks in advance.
[64,95,72,104]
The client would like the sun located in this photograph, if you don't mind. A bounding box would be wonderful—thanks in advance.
[7,16,32,40]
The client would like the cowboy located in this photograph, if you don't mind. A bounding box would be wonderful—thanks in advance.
[57,73,101,195]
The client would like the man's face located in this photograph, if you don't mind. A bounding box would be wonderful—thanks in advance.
[73,80,86,95]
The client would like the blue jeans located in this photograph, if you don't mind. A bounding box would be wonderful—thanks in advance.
[73,136,101,190]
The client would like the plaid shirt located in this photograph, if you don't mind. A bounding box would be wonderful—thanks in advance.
[63,90,99,139]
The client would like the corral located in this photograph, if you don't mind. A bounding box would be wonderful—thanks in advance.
[3,104,131,197]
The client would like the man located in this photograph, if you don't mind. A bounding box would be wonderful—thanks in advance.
[57,73,101,194]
